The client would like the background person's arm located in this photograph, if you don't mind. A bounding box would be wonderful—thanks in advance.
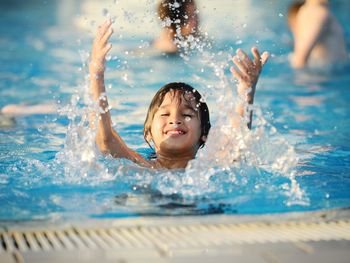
[291,5,328,68]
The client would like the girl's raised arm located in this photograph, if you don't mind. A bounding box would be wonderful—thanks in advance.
[89,20,150,166]
[230,47,269,129]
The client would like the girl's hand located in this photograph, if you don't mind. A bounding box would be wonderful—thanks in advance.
[90,19,114,75]
[230,47,269,104]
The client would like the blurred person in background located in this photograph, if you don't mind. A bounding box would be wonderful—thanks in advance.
[287,0,348,69]
[1,104,56,116]
[0,103,56,128]
[153,0,200,53]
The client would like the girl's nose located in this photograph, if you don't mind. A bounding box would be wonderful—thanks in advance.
[169,114,182,125]
[169,120,182,125]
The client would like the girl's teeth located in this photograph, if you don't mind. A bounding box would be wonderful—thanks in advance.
[168,130,183,135]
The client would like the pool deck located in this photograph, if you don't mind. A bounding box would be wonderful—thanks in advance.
[1,208,350,263]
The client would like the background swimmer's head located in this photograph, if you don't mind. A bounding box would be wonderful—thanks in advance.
[144,82,210,150]
[287,1,305,34]
[157,0,199,39]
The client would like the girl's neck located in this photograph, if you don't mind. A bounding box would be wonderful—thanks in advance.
[155,152,194,169]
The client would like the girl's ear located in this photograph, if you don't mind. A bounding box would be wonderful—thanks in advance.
[201,135,207,142]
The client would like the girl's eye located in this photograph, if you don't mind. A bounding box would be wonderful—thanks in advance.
[183,114,193,122]
[160,113,169,117]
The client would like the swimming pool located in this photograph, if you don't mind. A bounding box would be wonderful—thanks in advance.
[0,0,350,221]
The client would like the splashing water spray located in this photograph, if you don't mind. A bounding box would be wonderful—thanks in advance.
[55,1,308,208]
[54,48,115,184]
[184,49,307,205]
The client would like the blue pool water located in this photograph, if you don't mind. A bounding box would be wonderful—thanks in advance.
[1,0,350,221]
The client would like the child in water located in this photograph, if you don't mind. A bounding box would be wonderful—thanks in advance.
[287,0,348,69]
[90,19,269,169]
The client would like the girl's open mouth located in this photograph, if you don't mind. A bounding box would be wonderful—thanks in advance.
[165,129,186,136]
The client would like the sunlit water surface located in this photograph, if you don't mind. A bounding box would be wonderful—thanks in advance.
[0,0,350,221]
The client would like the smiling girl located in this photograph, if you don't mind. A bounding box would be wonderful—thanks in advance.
[89,19,269,169]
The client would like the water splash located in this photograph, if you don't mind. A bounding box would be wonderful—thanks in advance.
[52,5,308,209]
[182,49,307,205]
[51,51,116,185]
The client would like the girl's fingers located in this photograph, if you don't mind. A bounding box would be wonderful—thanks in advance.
[251,47,269,67]
[230,66,243,81]
[232,56,250,79]
[92,20,113,58]
[97,20,112,39]
[261,51,269,66]
[237,49,253,69]
[231,48,269,96]
[102,43,112,56]
[251,47,261,67]
[92,43,112,62]
[101,27,113,46]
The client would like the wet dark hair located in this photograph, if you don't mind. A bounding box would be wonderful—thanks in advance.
[157,0,198,34]
[144,82,211,150]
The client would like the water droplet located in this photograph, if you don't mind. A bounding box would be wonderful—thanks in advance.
[102,8,109,17]
[122,73,128,81]
[187,35,194,42]
[278,13,284,17]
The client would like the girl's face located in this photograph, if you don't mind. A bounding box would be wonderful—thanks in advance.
[149,91,204,156]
